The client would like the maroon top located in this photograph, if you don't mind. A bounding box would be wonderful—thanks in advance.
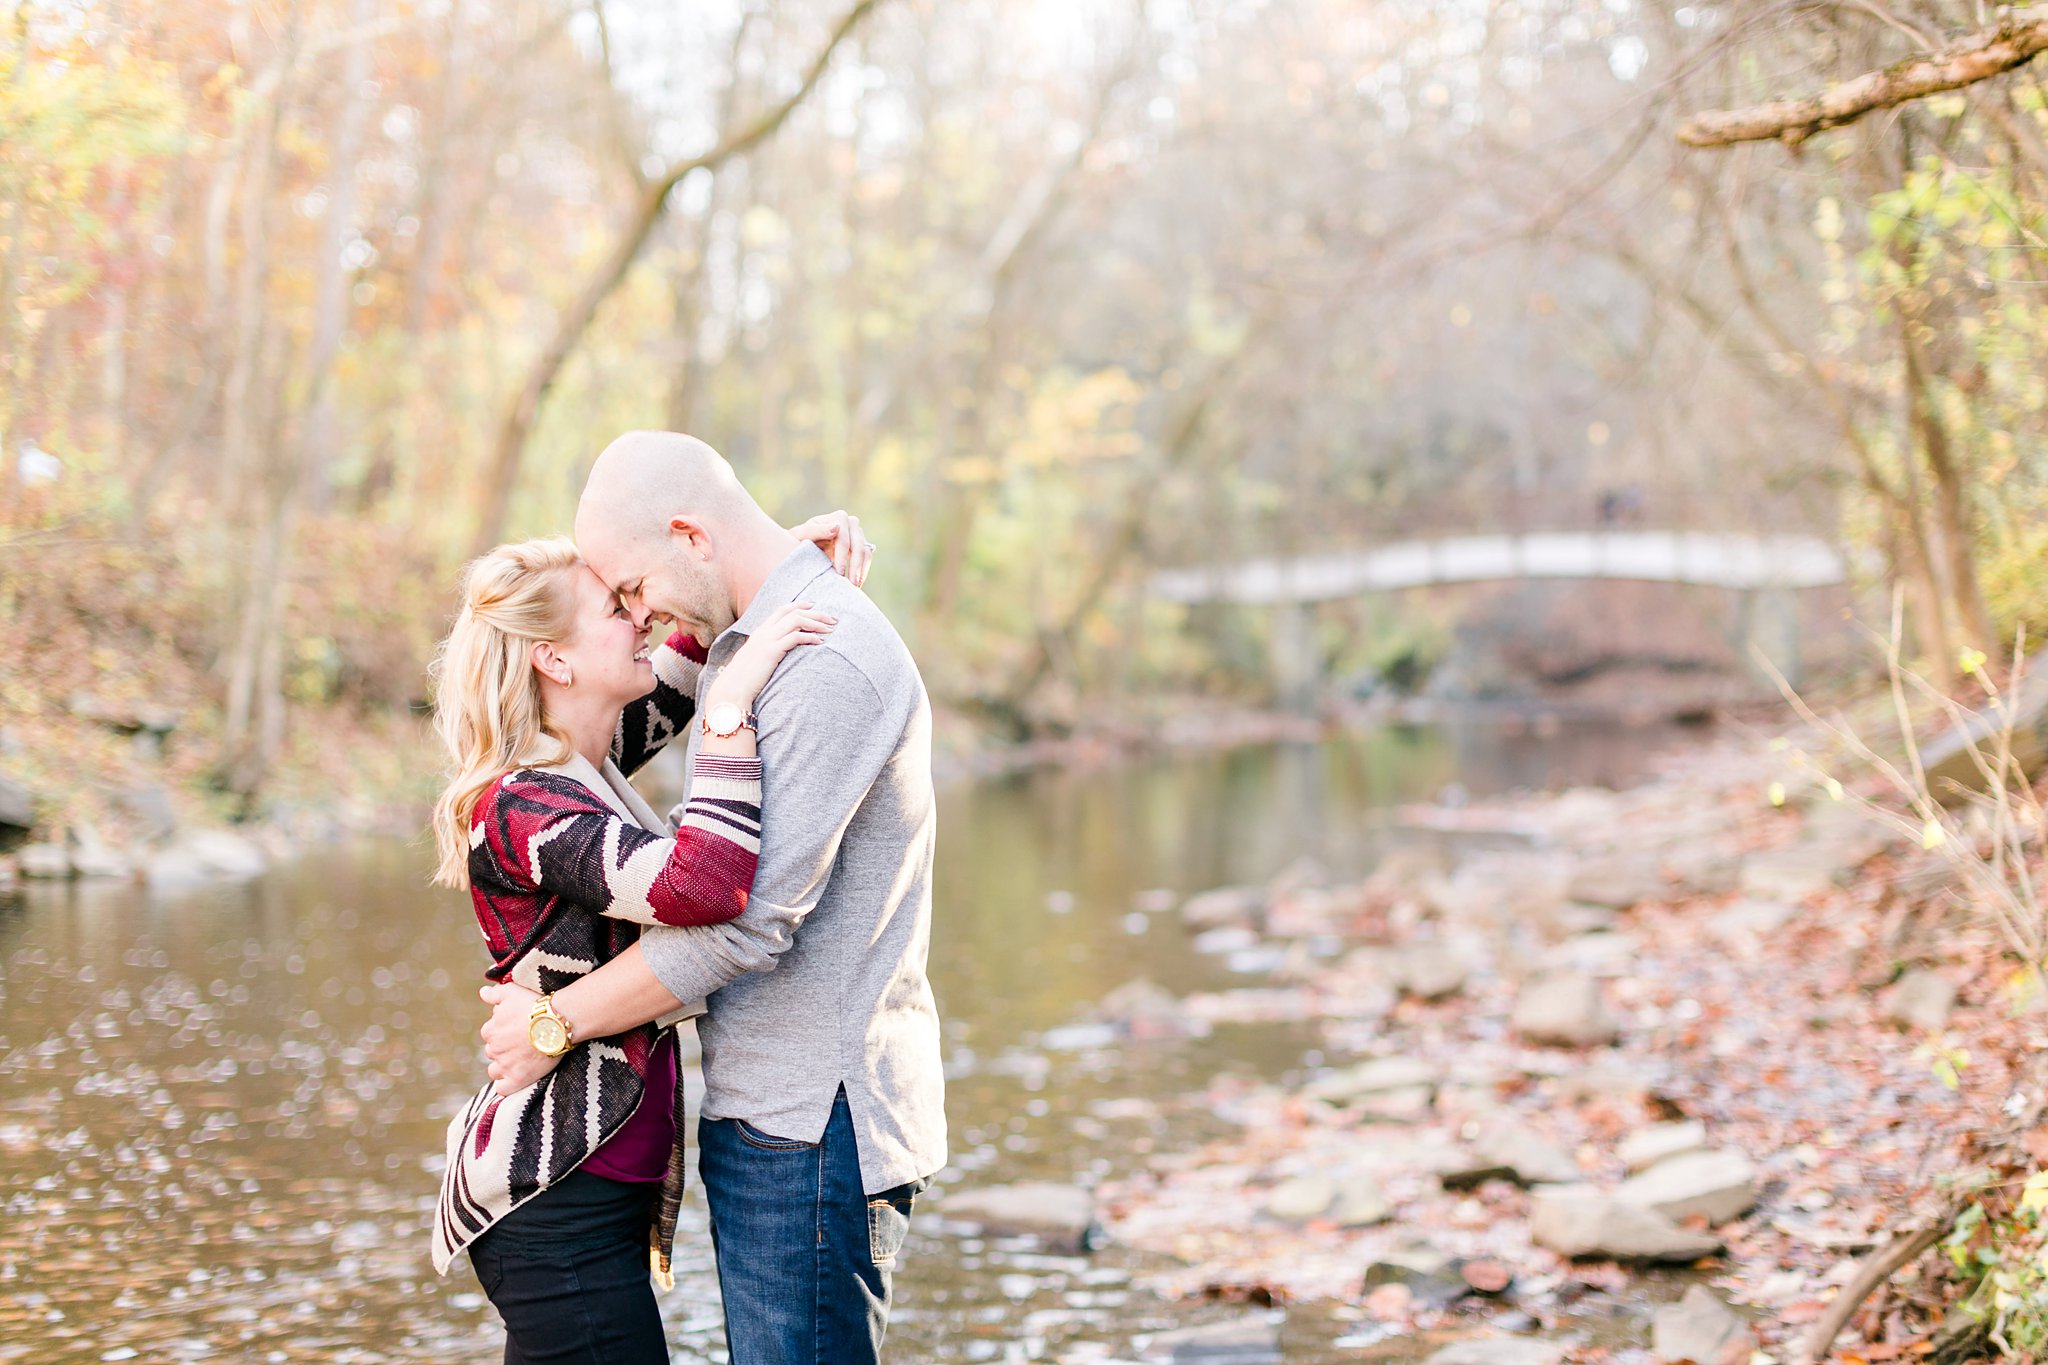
[583,1031,678,1183]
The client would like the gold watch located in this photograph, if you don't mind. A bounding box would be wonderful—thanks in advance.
[527,994,574,1057]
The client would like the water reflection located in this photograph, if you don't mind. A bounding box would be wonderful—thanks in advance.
[0,720,1677,1363]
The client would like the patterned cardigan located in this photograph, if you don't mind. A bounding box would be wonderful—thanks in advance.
[431,632,762,1280]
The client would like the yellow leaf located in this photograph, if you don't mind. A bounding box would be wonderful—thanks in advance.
[1959,646,1988,676]
[1922,819,1946,850]
[1768,782,1786,808]
[1824,778,1845,801]
[2021,1170,2048,1212]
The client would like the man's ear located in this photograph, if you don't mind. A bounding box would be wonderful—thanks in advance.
[669,514,711,560]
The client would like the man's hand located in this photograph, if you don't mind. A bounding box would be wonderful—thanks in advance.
[479,982,559,1096]
[788,509,875,587]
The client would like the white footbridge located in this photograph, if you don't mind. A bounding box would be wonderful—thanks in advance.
[1145,531,1850,703]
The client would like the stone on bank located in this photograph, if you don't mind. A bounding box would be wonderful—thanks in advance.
[939,1181,1098,1253]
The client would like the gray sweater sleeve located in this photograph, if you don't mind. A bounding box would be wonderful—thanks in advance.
[637,645,905,1003]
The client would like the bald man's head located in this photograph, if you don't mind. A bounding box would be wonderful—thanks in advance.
[575,431,770,639]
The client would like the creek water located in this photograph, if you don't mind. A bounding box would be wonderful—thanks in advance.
[0,720,1683,1364]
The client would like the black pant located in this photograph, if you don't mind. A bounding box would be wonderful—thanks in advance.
[470,1170,669,1364]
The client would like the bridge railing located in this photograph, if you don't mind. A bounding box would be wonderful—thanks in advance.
[1147,531,1849,605]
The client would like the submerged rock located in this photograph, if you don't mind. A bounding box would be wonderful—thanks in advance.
[941,1182,1098,1253]
[1528,1184,1723,1262]
[1424,1336,1567,1365]
[1141,1314,1282,1364]
[1616,1149,1758,1225]
[1097,978,1200,1038]
[1651,1284,1756,1365]
[1512,973,1620,1046]
[1180,886,1267,929]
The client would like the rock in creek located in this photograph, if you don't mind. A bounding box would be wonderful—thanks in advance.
[1618,1120,1710,1172]
[1140,1314,1282,1364]
[1362,1250,1472,1310]
[1651,1284,1756,1365]
[1706,898,1797,951]
[1512,973,1620,1047]
[119,781,179,840]
[1738,833,1881,902]
[18,842,70,879]
[1096,978,1201,1039]
[1264,1173,1338,1222]
[69,823,132,880]
[0,775,34,853]
[1329,1177,1392,1227]
[1541,931,1638,978]
[1443,1119,1579,1189]
[1263,1173,1389,1226]
[1920,647,2048,798]
[940,1182,1098,1254]
[1393,943,1470,1000]
[1180,886,1267,929]
[1616,1148,1758,1225]
[1528,1184,1724,1262]
[1882,969,1956,1032]
[147,828,269,887]
[1353,1084,1435,1124]
[1661,841,1743,897]
[1424,1336,1567,1365]
[1305,1056,1438,1105]
[1566,855,1669,909]
[66,692,181,739]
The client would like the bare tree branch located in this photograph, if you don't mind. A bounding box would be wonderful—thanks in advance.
[470,0,885,554]
[1678,16,2048,148]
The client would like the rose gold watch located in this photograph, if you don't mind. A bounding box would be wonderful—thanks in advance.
[699,701,757,739]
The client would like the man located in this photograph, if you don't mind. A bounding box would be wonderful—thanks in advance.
[477,430,946,1363]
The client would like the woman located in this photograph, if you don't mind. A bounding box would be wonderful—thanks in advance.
[425,521,857,1362]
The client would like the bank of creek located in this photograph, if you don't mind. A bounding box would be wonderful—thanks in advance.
[0,718,1963,1363]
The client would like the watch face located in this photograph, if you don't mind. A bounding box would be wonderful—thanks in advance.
[530,1016,568,1055]
[706,702,744,736]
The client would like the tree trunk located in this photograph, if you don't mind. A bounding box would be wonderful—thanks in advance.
[1902,316,1997,654]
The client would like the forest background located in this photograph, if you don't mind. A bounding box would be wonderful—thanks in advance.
[5,0,2048,830]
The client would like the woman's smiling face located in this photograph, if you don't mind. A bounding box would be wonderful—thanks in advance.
[548,564,654,706]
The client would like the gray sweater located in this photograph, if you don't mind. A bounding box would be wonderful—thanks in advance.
[638,542,946,1194]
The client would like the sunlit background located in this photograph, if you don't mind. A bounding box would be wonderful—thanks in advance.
[4,0,2047,1361]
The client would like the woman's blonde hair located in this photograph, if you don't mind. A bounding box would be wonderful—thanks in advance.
[428,537,585,889]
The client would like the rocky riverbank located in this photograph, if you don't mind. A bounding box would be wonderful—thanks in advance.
[936,729,2027,1363]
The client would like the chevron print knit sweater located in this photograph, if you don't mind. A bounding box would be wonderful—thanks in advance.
[431,631,762,1279]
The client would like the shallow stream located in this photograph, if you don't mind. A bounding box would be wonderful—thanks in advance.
[0,720,1683,1363]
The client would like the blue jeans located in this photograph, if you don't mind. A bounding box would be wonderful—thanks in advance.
[470,1170,669,1364]
[698,1086,924,1365]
